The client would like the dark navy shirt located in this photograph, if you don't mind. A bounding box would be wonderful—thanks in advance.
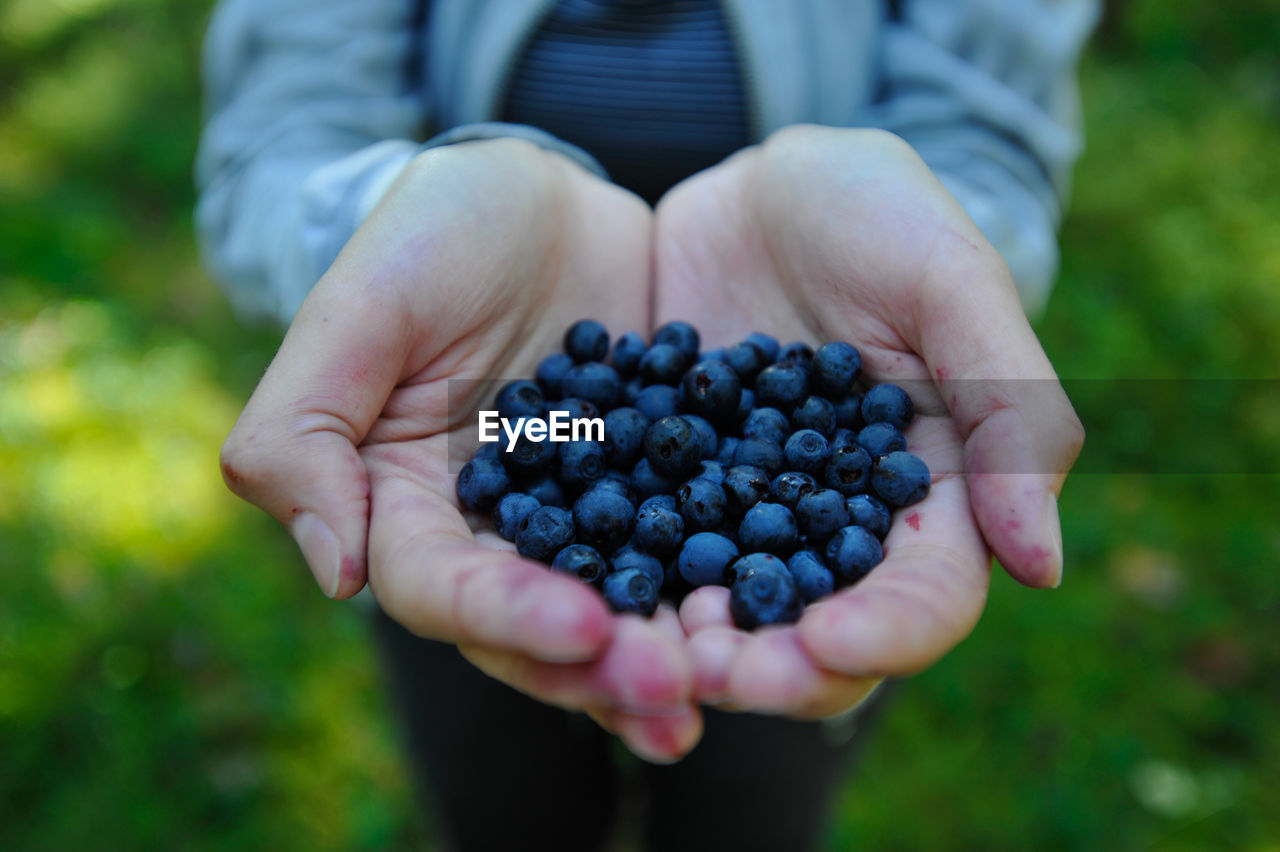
[501,0,751,204]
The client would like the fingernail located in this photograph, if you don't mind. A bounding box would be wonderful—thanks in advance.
[291,512,341,598]
[1044,494,1064,589]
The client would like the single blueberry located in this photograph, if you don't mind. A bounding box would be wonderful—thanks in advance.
[633,383,682,422]
[456,457,511,514]
[492,492,540,541]
[861,383,915,430]
[677,532,740,587]
[572,489,635,552]
[742,407,791,445]
[700,347,726,363]
[755,362,810,412]
[545,397,600,422]
[744,332,780,362]
[682,414,720,458]
[791,396,837,437]
[633,503,685,558]
[622,377,644,407]
[768,471,818,509]
[494,379,545,422]
[535,352,575,397]
[601,407,649,468]
[810,341,862,398]
[644,415,704,480]
[521,473,566,508]
[739,502,799,556]
[824,525,883,585]
[856,422,908,458]
[611,331,648,377]
[515,506,575,562]
[786,550,836,603]
[714,436,742,466]
[591,474,637,508]
[557,439,606,490]
[729,554,802,629]
[871,451,932,508]
[732,437,784,476]
[677,477,727,532]
[825,443,873,496]
[474,441,501,462]
[638,343,688,386]
[564,319,610,363]
[551,544,608,587]
[845,494,892,540]
[795,488,851,541]
[722,465,771,517]
[653,321,700,361]
[735,388,756,424]
[602,567,659,616]
[722,341,768,384]
[783,429,831,477]
[777,341,815,368]
[631,457,678,499]
[682,360,743,427]
[560,362,621,411]
[832,393,864,432]
[609,545,665,588]
[695,460,726,485]
[498,433,557,477]
[638,494,678,514]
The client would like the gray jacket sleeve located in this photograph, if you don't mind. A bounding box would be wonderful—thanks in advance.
[867,0,1099,317]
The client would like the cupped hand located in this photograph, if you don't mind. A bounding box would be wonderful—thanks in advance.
[651,125,1084,717]
[220,139,699,761]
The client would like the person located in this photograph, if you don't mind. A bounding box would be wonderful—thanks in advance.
[197,1,1094,848]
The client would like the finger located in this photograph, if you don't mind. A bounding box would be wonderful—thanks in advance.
[723,627,879,718]
[910,246,1083,589]
[587,706,704,765]
[678,585,733,635]
[686,626,747,703]
[458,614,692,715]
[798,440,991,676]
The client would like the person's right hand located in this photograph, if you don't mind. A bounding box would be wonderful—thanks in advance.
[219,139,701,762]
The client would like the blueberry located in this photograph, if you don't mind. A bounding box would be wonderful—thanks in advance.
[572,489,635,552]
[791,396,837,437]
[786,550,835,603]
[591,473,637,508]
[545,397,600,422]
[700,347,726,363]
[829,428,858,452]
[644,415,704,480]
[744,332,780,362]
[742,407,791,445]
[783,429,831,477]
[631,457,678,499]
[682,360,742,427]
[768,470,818,509]
[602,407,649,468]
[653,321,700,361]
[638,343,688,386]
[856,422,908,458]
[521,473,566,508]
[677,532,740,586]
[516,506,575,561]
[682,414,720,458]
[832,393,864,431]
[722,464,771,517]
[633,383,682,421]
[494,379,544,422]
[609,545,665,588]
[602,567,659,616]
[456,457,511,513]
[824,525,883,585]
[551,544,608,587]
[777,341,815,368]
[498,433,557,477]
[810,341,862,398]
[633,503,685,558]
[695,460,726,485]
[492,492,540,541]
[677,477,727,532]
[638,494,678,514]
[557,440,606,490]
[755,362,810,412]
[845,494,892,539]
[714,436,741,466]
[861,383,915,430]
[564,319,610,363]
[795,488,851,541]
[732,437,784,476]
[622,377,644,407]
[722,341,768,383]
[871,451,931,508]
[611,331,648,377]
[735,388,756,424]
[535,352,575,397]
[739,502,799,556]
[729,554,802,629]
[561,362,621,411]
[825,443,873,496]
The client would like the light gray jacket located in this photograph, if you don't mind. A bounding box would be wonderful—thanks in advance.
[195,0,1099,322]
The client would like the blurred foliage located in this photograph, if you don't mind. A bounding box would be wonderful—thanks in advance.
[1,0,1278,849]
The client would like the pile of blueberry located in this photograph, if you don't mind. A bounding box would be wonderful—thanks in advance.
[456,320,931,630]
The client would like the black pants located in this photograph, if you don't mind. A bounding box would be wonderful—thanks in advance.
[371,607,891,852]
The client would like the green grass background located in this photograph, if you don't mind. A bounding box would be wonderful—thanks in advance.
[2,1,1278,849]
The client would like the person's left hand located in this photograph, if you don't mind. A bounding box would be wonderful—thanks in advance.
[650,125,1084,718]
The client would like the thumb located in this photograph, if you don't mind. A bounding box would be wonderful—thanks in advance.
[220,268,416,599]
